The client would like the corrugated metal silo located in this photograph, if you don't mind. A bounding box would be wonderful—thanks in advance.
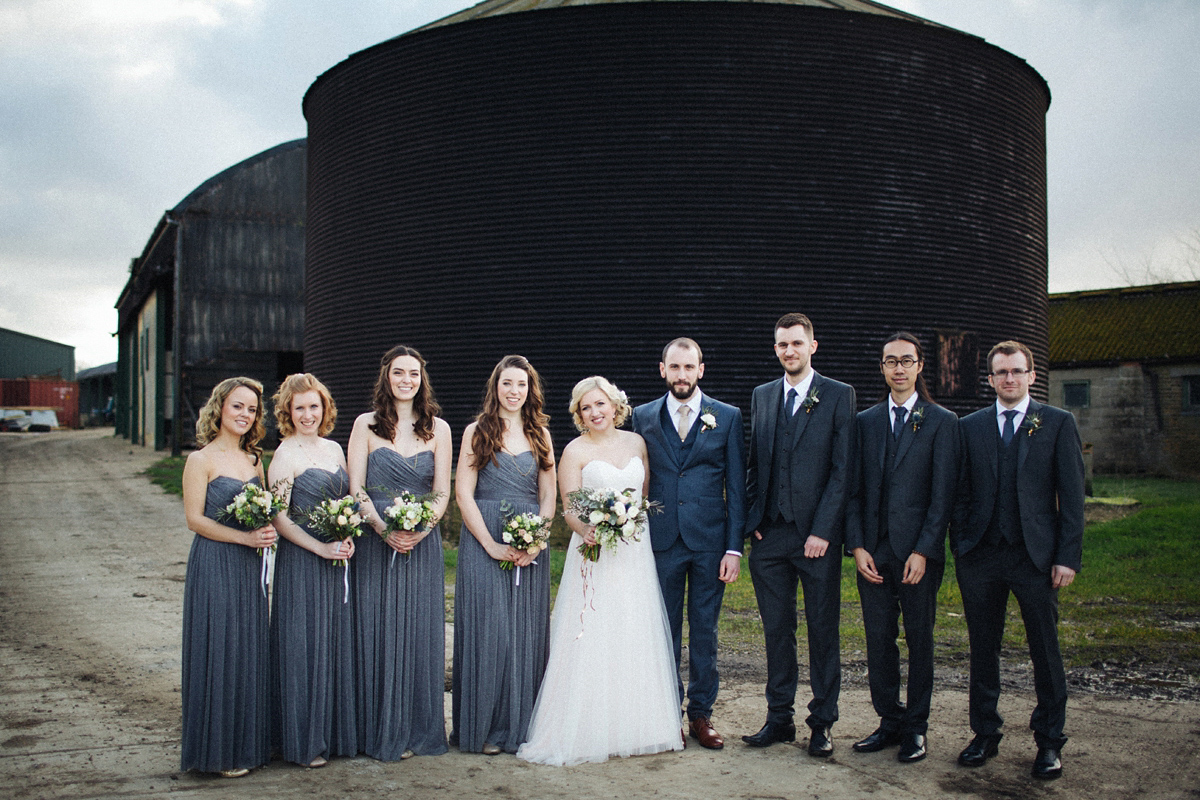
[303,0,1051,445]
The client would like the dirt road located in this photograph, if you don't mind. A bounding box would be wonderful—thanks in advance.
[1,429,1197,799]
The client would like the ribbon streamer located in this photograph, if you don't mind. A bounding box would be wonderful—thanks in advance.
[343,562,350,604]
[260,551,270,598]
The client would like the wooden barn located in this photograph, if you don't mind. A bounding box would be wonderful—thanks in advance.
[115,139,307,451]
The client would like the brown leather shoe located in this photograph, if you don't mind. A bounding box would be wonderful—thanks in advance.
[689,716,725,750]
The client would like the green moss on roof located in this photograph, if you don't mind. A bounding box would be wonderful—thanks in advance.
[1048,281,1200,366]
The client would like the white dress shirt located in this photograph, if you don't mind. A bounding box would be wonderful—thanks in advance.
[666,390,703,439]
[782,371,816,415]
[995,395,1031,436]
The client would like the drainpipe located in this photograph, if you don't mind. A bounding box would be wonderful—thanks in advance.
[168,212,183,457]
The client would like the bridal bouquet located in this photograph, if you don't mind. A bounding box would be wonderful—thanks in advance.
[299,494,370,567]
[500,511,552,572]
[566,487,657,562]
[381,491,442,564]
[220,480,288,555]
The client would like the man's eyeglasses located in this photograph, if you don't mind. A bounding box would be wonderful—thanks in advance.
[881,357,919,369]
[990,369,1031,379]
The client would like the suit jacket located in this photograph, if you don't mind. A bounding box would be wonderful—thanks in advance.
[633,393,747,554]
[843,399,959,562]
[744,371,856,545]
[951,399,1085,573]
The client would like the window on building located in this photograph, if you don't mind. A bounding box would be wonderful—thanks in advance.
[1183,375,1200,412]
[1063,380,1090,408]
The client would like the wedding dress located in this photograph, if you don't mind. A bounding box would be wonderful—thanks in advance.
[516,457,684,766]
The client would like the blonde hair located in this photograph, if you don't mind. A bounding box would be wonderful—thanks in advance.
[195,377,266,459]
[273,373,338,438]
[568,376,631,432]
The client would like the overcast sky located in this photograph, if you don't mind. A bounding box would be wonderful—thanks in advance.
[2,0,1197,369]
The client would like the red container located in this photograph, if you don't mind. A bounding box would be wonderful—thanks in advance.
[0,379,79,428]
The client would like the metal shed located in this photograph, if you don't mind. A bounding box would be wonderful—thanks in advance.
[303,0,1052,446]
[114,139,307,451]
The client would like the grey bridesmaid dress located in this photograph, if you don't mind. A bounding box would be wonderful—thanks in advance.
[181,476,270,772]
[451,451,551,753]
[355,448,448,759]
[270,466,357,764]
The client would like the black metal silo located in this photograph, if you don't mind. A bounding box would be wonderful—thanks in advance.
[302,1,1050,447]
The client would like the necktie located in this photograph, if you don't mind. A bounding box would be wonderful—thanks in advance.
[786,388,798,416]
[893,406,907,440]
[676,405,691,441]
[1002,409,1018,445]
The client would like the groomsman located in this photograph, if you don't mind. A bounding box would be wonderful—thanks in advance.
[632,338,747,750]
[952,340,1084,780]
[844,332,958,763]
[743,313,855,757]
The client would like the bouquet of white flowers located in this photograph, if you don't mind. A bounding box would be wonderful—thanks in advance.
[220,480,288,555]
[381,491,442,565]
[566,486,658,562]
[300,494,370,567]
[500,511,552,572]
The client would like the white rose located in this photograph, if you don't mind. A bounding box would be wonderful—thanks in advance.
[349,513,362,526]
[337,514,348,526]
[622,519,639,537]
[589,510,605,524]
[502,532,513,543]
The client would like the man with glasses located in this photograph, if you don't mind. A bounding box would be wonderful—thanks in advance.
[743,313,855,757]
[844,332,958,764]
[952,340,1084,780]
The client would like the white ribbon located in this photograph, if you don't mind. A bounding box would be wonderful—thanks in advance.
[514,558,538,587]
[260,550,270,598]
[343,561,350,604]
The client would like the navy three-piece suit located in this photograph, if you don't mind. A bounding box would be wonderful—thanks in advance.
[633,392,746,720]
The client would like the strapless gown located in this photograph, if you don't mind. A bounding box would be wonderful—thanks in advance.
[270,466,357,763]
[181,476,270,772]
[451,451,551,753]
[354,447,447,759]
[516,457,683,766]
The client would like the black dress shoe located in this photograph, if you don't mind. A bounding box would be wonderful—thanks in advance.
[852,727,901,753]
[807,726,833,757]
[1032,747,1062,780]
[897,733,926,763]
[741,720,796,748]
[957,733,1002,767]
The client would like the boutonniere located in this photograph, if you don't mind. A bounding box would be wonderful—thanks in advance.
[699,407,717,432]
[909,406,925,433]
[1022,412,1042,436]
[801,386,820,413]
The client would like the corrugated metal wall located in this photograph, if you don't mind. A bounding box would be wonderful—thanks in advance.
[0,328,76,381]
[303,3,1050,447]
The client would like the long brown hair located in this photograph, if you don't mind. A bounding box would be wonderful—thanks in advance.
[471,355,553,471]
[195,376,267,461]
[368,345,440,442]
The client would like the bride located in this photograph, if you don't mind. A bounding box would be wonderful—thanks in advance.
[517,376,685,766]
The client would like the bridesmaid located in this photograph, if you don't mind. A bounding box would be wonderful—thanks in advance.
[348,345,452,760]
[267,373,357,768]
[180,377,276,777]
[451,355,556,754]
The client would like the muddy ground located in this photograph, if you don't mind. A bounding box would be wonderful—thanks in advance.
[1,429,1197,799]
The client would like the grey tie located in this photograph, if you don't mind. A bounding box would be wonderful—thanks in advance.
[676,405,691,441]
[893,406,907,440]
[1002,409,1018,445]
[786,388,798,416]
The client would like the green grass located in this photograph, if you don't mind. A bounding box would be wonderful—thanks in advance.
[147,453,1200,670]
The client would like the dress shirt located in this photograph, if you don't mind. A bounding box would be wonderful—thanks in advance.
[888,392,919,420]
[666,390,703,440]
[782,371,816,414]
[994,396,1031,436]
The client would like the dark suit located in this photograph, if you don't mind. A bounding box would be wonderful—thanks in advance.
[951,399,1084,749]
[844,399,958,735]
[633,392,746,720]
[745,372,855,729]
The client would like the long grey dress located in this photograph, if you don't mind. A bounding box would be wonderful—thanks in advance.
[270,467,357,764]
[452,451,551,753]
[181,476,270,772]
[355,447,448,759]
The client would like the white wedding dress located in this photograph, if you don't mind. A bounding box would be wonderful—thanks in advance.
[516,457,684,766]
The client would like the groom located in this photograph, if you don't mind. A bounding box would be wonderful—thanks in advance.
[633,338,747,750]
